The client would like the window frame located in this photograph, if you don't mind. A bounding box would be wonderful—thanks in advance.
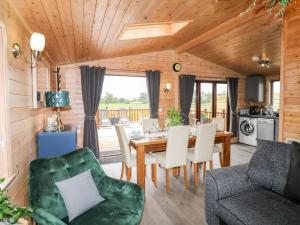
[270,80,280,112]
[194,80,230,130]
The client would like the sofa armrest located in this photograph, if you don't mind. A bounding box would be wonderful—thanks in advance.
[205,164,261,225]
[32,208,67,225]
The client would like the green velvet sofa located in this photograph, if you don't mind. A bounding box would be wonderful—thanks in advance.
[28,148,145,225]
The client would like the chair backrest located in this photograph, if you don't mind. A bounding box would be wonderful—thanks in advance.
[193,123,217,162]
[142,118,159,132]
[118,108,128,119]
[115,124,131,165]
[28,148,106,219]
[100,109,109,120]
[165,126,190,168]
[211,117,225,131]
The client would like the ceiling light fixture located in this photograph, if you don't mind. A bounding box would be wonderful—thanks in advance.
[119,21,192,40]
[251,55,271,69]
[259,58,271,69]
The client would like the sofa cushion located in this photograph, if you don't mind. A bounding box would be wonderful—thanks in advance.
[55,169,105,221]
[62,197,143,225]
[247,139,292,194]
[284,142,300,203]
[216,189,300,225]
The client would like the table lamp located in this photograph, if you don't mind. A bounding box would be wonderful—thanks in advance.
[45,91,70,131]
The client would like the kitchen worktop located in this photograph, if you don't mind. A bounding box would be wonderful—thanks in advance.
[238,114,279,119]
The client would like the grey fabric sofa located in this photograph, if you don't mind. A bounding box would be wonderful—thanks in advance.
[205,164,300,225]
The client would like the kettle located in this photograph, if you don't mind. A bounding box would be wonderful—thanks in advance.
[259,105,266,115]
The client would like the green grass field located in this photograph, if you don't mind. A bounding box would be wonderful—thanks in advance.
[99,103,149,109]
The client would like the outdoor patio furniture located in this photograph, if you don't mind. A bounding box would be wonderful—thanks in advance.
[99,109,112,126]
[118,108,130,125]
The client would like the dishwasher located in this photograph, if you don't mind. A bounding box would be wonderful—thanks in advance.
[257,118,275,141]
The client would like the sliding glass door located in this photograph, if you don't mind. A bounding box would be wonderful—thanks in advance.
[216,83,228,118]
[200,82,213,122]
[194,81,229,129]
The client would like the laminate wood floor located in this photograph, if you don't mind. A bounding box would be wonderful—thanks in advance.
[102,144,255,225]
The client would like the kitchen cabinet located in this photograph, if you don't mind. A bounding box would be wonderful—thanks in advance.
[246,75,265,102]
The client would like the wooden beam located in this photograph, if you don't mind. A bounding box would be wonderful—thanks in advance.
[176,2,273,53]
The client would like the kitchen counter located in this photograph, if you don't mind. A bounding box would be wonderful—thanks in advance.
[238,114,279,119]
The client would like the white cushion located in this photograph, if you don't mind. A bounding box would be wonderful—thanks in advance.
[55,170,104,222]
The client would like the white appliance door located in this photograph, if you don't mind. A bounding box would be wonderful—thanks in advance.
[257,119,274,141]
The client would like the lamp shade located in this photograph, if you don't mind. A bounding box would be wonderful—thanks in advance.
[45,91,70,108]
[30,32,45,52]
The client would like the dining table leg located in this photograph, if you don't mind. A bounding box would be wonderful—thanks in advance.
[136,145,145,189]
[221,136,231,167]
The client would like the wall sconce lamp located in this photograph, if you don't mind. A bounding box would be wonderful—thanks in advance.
[30,32,45,60]
[164,83,171,92]
[11,43,22,58]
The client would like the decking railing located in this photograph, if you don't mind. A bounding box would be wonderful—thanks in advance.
[201,109,226,120]
[96,108,226,128]
[96,108,150,127]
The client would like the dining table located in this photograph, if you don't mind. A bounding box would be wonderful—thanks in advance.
[129,131,233,190]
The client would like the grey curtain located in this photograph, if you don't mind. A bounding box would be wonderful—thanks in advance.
[179,75,196,125]
[80,65,105,158]
[145,70,160,118]
[227,77,239,136]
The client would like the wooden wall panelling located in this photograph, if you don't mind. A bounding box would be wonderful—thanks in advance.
[58,50,244,146]
[11,0,253,68]
[56,0,76,62]
[0,0,54,205]
[20,0,61,64]
[187,13,282,76]
[280,9,300,140]
[40,0,70,62]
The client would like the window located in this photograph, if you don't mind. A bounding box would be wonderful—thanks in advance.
[271,81,280,112]
[119,21,191,40]
[97,75,149,159]
[194,80,229,129]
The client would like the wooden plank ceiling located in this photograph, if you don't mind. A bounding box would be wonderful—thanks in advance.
[11,0,281,75]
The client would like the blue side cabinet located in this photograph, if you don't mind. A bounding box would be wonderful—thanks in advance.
[37,129,77,158]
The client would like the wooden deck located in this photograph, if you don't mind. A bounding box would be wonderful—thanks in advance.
[98,124,141,153]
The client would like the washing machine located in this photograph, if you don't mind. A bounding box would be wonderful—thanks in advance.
[239,117,258,146]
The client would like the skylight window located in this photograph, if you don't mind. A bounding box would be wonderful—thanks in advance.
[119,21,191,40]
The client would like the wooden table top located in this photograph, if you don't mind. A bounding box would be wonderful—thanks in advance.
[129,131,232,147]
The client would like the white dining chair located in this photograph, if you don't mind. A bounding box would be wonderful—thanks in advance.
[152,126,190,193]
[187,123,217,188]
[115,124,157,186]
[211,117,225,166]
[142,118,159,132]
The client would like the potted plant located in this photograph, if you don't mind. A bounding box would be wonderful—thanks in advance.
[166,108,183,127]
[0,179,32,225]
[241,0,294,17]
